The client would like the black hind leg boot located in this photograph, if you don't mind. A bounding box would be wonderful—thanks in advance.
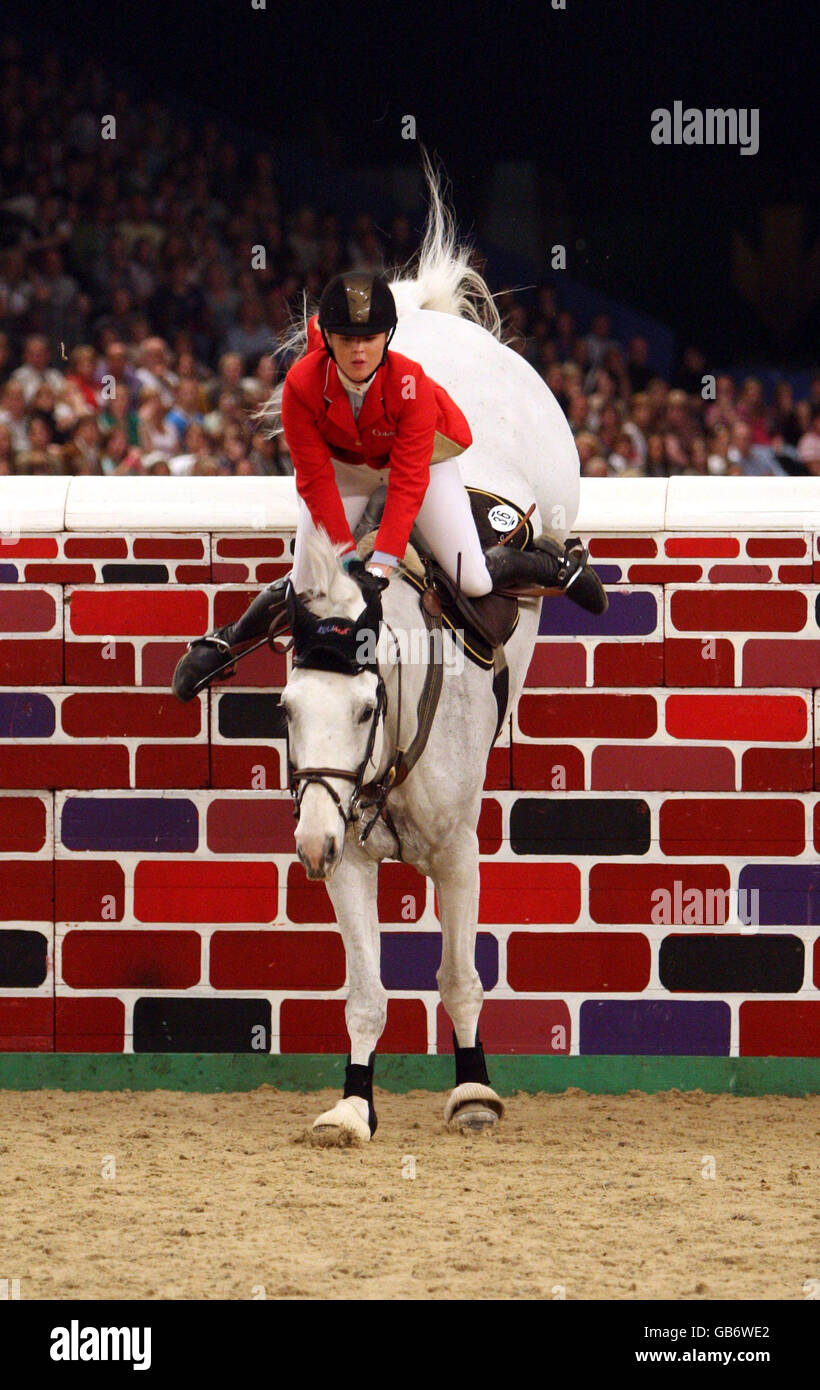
[172,574,290,702]
[484,535,608,615]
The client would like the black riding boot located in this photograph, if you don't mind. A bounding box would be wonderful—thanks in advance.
[484,535,608,615]
[171,574,291,702]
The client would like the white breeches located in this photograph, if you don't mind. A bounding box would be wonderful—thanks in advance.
[291,456,493,597]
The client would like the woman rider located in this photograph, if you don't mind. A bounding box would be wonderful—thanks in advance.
[173,271,605,701]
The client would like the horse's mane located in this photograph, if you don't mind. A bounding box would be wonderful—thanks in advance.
[301,530,367,619]
[254,149,504,438]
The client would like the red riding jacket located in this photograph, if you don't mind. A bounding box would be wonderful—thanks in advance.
[280,314,472,561]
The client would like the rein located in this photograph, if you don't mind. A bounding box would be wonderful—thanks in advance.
[287,581,444,854]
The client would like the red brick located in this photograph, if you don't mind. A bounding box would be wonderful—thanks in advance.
[206,797,297,853]
[377,863,427,922]
[0,997,52,1050]
[175,565,212,583]
[134,743,210,789]
[746,537,806,558]
[61,691,201,738]
[739,1002,820,1057]
[815,802,820,851]
[659,798,804,856]
[210,929,344,989]
[524,641,586,687]
[742,640,820,687]
[707,564,772,584]
[589,863,732,924]
[588,537,657,558]
[628,564,702,584]
[591,744,735,790]
[135,860,278,923]
[0,860,52,920]
[593,641,663,686]
[436,999,571,1054]
[55,996,125,1052]
[210,563,249,583]
[518,692,657,739]
[141,641,187,686]
[280,997,427,1052]
[62,930,201,988]
[477,798,503,854]
[664,637,736,686]
[0,744,130,789]
[484,745,511,790]
[213,589,263,628]
[0,538,57,558]
[55,860,125,922]
[777,565,813,584]
[0,638,63,684]
[216,643,287,689]
[0,588,57,632]
[666,537,739,557]
[210,745,282,790]
[64,642,136,685]
[64,537,128,558]
[508,931,651,991]
[256,563,294,584]
[669,589,807,633]
[133,538,205,559]
[665,693,807,742]
[741,747,814,792]
[0,796,47,851]
[217,538,286,558]
[68,589,208,636]
[479,862,580,924]
[26,564,97,584]
[286,864,336,924]
[513,742,585,790]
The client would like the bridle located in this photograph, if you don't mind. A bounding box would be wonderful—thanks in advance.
[286,577,443,854]
[287,620,406,848]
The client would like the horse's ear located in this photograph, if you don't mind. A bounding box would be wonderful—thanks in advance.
[286,582,320,653]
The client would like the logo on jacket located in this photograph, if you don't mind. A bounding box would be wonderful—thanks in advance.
[371,429,395,437]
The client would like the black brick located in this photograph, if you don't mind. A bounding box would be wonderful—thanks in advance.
[133,997,272,1052]
[659,934,804,993]
[510,797,651,856]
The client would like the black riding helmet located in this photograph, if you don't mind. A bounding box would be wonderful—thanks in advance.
[318,272,398,382]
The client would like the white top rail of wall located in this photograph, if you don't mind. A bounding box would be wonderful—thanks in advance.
[2,475,820,535]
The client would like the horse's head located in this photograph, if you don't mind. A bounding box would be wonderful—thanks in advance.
[282,535,390,880]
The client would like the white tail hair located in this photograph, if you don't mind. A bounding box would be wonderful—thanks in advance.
[255,149,502,437]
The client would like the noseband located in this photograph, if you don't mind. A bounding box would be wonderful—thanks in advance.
[287,667,393,835]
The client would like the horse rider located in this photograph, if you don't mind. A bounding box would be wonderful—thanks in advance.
[172,270,606,701]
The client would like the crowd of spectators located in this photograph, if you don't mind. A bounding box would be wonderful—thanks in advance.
[1,38,818,484]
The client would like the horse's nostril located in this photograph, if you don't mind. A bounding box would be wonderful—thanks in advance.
[323,834,337,862]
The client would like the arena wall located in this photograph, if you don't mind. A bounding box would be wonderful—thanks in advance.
[1,476,820,1062]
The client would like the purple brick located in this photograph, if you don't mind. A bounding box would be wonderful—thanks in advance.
[587,565,622,584]
[0,566,18,582]
[380,932,498,990]
[0,692,55,738]
[539,590,657,637]
[579,1000,730,1055]
[738,865,820,926]
[61,796,199,852]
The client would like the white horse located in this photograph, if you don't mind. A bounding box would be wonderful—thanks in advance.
[275,160,582,1142]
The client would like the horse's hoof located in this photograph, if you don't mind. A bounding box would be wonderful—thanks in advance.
[444,1082,504,1132]
[449,1103,499,1133]
[309,1098,371,1146]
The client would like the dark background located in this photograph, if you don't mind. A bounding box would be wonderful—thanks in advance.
[6,0,818,363]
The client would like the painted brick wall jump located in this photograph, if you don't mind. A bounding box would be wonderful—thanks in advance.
[1,494,819,1058]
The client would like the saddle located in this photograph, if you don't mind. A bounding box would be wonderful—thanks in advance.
[356,487,534,670]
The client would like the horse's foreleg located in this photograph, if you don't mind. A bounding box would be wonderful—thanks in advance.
[433,828,504,1132]
[310,846,386,1145]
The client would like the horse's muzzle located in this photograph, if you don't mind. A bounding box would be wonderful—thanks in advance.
[297,831,342,881]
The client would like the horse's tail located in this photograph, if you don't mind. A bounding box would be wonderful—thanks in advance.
[254,148,500,437]
[388,148,503,339]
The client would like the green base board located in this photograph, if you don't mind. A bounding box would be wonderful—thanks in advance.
[0,1054,817,1095]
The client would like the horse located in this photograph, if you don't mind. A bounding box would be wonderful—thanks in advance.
[270,158,583,1142]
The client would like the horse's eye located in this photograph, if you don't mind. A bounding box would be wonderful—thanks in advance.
[358,705,375,724]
